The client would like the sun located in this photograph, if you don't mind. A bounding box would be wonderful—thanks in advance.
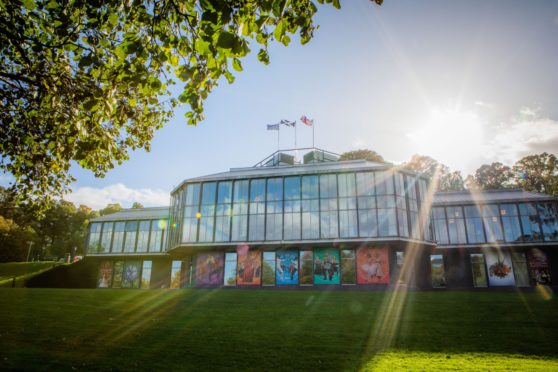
[407,107,485,173]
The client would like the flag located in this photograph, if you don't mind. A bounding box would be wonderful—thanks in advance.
[267,123,279,130]
[300,115,314,126]
[280,119,296,127]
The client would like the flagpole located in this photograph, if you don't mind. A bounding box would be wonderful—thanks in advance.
[277,125,280,153]
[312,121,315,149]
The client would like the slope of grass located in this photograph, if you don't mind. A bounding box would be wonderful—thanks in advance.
[0,289,556,371]
[0,262,61,288]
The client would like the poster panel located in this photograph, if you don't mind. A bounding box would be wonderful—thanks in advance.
[314,248,340,284]
[237,248,261,285]
[484,249,515,286]
[195,253,224,286]
[112,261,124,288]
[97,261,114,288]
[356,247,390,284]
[527,248,552,286]
[122,261,141,288]
[276,250,299,285]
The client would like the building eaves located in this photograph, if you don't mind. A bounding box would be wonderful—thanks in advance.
[91,206,170,222]
[433,189,556,206]
[171,159,427,194]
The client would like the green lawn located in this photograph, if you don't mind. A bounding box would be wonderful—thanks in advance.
[0,289,556,371]
[0,262,61,288]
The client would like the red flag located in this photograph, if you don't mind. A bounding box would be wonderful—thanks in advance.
[300,115,314,126]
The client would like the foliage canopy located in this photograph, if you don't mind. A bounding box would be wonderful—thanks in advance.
[0,0,382,208]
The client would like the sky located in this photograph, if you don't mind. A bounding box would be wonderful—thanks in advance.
[13,0,558,209]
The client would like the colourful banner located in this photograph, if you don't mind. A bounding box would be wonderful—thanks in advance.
[276,250,299,285]
[121,261,141,288]
[484,249,515,286]
[97,261,113,288]
[237,249,261,285]
[314,248,340,284]
[356,247,390,284]
[195,253,224,286]
[527,248,552,286]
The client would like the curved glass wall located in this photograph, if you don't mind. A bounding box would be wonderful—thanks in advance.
[167,169,432,247]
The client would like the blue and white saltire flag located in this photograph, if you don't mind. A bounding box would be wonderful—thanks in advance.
[267,123,280,130]
[280,119,296,127]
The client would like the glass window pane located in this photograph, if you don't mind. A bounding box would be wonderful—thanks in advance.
[430,255,446,288]
[299,250,313,285]
[136,221,150,252]
[100,222,113,253]
[341,249,356,284]
[141,261,152,289]
[470,254,488,287]
[170,260,182,288]
[224,252,237,286]
[262,251,276,286]
[88,222,102,254]
[112,222,126,253]
[123,221,138,253]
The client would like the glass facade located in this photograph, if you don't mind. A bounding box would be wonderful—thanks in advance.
[431,201,558,246]
[88,219,167,255]
[166,169,433,247]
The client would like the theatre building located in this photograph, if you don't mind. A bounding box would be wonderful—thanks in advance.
[86,150,557,290]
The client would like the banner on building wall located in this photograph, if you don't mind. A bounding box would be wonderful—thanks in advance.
[356,247,390,285]
[112,261,124,288]
[527,248,552,286]
[121,261,141,288]
[195,253,224,286]
[97,261,114,288]
[484,249,515,286]
[314,248,340,284]
[237,248,261,285]
[276,250,299,285]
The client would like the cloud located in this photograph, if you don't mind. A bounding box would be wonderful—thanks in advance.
[64,183,169,210]
[485,112,558,165]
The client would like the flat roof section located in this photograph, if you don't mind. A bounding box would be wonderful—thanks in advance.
[433,189,556,206]
[91,206,169,222]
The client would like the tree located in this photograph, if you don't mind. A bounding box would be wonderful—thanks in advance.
[132,202,145,209]
[338,149,386,163]
[0,0,383,209]
[474,162,515,190]
[403,154,465,192]
[99,203,122,216]
[513,153,558,196]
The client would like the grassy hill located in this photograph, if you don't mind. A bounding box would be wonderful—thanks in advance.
[0,262,61,288]
[0,289,556,371]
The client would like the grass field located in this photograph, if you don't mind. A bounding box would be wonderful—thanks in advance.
[0,289,556,371]
[0,262,61,288]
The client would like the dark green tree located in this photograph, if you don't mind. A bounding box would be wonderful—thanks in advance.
[99,203,122,216]
[132,202,145,209]
[0,0,383,209]
[403,154,465,192]
[339,149,386,163]
[474,162,515,190]
[513,153,558,196]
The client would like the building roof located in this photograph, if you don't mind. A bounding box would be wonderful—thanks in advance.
[172,159,424,194]
[433,189,556,206]
[91,206,169,222]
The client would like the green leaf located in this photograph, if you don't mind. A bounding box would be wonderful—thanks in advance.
[257,49,270,65]
[108,12,119,26]
[216,32,236,50]
[22,0,36,10]
[232,58,243,72]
